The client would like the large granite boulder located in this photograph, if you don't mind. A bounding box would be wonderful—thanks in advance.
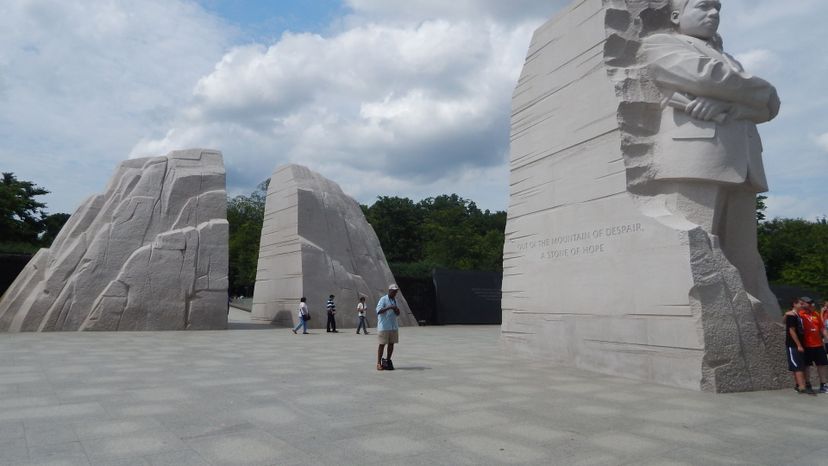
[252,164,414,328]
[0,149,229,331]
[501,0,786,392]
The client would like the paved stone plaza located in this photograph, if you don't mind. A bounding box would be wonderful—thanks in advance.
[1,309,827,465]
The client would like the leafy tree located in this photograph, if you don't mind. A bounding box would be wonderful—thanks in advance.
[758,217,828,297]
[0,173,49,247]
[756,194,767,223]
[419,194,506,271]
[363,193,507,277]
[0,173,71,253]
[40,213,72,247]
[363,196,425,263]
[227,180,269,295]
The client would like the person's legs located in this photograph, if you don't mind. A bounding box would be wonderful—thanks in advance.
[386,343,394,360]
[327,314,333,332]
[794,371,807,390]
[815,348,828,390]
[377,344,385,369]
[805,365,812,387]
[331,315,337,332]
[301,319,308,333]
[293,319,303,333]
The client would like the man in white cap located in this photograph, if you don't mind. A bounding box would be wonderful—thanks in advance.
[376,284,401,371]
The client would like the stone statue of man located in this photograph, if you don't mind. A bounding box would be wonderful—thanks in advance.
[639,0,780,300]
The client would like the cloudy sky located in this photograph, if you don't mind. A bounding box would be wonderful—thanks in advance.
[1,0,826,220]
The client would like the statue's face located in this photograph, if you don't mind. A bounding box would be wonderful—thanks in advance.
[672,0,721,40]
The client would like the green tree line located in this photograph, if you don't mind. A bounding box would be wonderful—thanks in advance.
[755,195,827,297]
[225,187,508,293]
[361,194,507,278]
[758,217,828,297]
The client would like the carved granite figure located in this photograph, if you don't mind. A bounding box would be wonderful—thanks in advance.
[639,0,780,303]
[0,149,229,332]
[501,0,786,392]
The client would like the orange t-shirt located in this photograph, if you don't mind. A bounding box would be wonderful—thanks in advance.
[798,309,825,348]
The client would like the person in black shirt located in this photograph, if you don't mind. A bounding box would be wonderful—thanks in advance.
[326,295,338,333]
[785,299,813,395]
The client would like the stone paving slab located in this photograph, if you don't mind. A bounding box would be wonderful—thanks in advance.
[1,314,827,465]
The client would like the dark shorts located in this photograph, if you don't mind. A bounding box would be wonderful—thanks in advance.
[787,346,805,372]
[803,347,828,366]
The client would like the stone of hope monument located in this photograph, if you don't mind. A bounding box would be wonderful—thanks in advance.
[501,0,786,392]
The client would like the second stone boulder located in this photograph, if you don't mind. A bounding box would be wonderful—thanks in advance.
[252,164,414,328]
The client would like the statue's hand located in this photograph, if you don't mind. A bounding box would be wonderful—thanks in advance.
[685,96,731,122]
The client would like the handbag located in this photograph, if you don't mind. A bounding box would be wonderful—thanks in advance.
[302,313,311,321]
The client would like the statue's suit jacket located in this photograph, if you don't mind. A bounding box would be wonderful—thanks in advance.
[640,33,778,192]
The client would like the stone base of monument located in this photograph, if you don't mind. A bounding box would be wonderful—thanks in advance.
[500,0,787,392]
[252,165,415,329]
[0,149,229,332]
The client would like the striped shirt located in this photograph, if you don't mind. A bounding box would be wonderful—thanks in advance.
[326,298,336,314]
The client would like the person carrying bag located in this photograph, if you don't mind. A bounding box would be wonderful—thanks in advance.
[292,297,310,334]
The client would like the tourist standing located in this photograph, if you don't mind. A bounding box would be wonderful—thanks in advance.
[356,296,369,334]
[326,294,338,333]
[376,284,401,371]
[292,297,309,334]
[785,299,812,394]
[797,297,828,393]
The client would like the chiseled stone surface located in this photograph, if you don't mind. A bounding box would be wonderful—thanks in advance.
[252,164,414,328]
[501,0,785,392]
[0,149,229,331]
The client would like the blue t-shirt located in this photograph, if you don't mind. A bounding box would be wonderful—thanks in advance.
[376,295,399,331]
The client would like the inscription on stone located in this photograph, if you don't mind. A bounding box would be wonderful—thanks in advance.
[511,223,643,260]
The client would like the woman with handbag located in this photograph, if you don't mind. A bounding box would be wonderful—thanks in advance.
[292,297,310,334]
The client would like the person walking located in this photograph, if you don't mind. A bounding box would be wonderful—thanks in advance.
[292,297,310,334]
[326,294,338,333]
[356,296,369,334]
[376,284,401,371]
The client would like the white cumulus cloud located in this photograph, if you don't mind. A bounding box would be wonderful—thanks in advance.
[0,0,232,214]
[4,0,827,220]
[131,13,547,208]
